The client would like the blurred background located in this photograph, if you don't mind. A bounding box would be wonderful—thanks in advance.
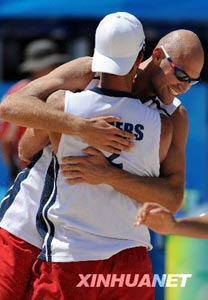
[0,1,208,299]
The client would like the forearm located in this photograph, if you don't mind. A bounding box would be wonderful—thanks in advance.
[0,56,94,132]
[172,215,208,238]
[0,96,86,135]
[0,77,87,135]
[106,167,183,213]
[18,128,50,162]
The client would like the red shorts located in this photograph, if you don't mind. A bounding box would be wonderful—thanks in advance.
[0,228,40,300]
[28,246,155,300]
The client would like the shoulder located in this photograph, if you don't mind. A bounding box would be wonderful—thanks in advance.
[171,104,188,137]
[170,105,189,132]
[171,104,188,123]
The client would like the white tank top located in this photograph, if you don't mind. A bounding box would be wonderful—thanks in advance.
[0,79,181,251]
[0,145,53,248]
[39,87,161,262]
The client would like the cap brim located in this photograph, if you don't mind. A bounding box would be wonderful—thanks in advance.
[91,49,138,76]
[19,54,69,73]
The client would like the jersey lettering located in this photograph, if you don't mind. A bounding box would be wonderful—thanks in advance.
[114,121,144,141]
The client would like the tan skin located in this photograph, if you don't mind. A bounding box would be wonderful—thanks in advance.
[60,104,186,213]
[11,30,205,213]
[41,56,173,211]
[1,65,63,174]
[134,202,208,239]
[1,57,135,155]
[60,30,204,213]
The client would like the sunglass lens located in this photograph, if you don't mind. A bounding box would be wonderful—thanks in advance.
[175,69,190,82]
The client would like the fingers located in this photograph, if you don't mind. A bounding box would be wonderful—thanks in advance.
[99,116,121,123]
[109,139,134,152]
[134,203,160,226]
[117,130,136,141]
[87,115,136,153]
[62,170,81,178]
[83,147,103,156]
[100,135,135,154]
[134,216,143,227]
[134,208,146,226]
[61,164,80,172]
[61,157,84,175]
[111,127,136,141]
[102,145,123,155]
[84,143,121,155]
[96,116,136,141]
[134,202,171,228]
[149,207,168,215]
[62,156,85,164]
[65,178,85,185]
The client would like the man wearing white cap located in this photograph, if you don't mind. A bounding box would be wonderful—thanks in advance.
[26,12,172,300]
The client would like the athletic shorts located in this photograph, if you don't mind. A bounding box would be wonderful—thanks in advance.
[0,228,40,300]
[28,246,155,300]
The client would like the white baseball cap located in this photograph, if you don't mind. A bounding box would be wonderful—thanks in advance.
[91,12,145,76]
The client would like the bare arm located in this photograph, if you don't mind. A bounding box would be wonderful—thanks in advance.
[174,215,208,238]
[113,106,187,213]
[113,105,187,213]
[18,128,50,162]
[19,89,135,160]
[1,56,135,154]
[18,90,64,162]
[0,57,94,129]
[61,112,187,214]
[158,105,188,211]
[134,202,208,239]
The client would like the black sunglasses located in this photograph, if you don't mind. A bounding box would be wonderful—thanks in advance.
[161,45,200,86]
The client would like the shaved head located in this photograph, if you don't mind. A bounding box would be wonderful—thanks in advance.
[134,29,204,104]
[157,30,202,52]
[156,29,204,69]
[155,29,204,77]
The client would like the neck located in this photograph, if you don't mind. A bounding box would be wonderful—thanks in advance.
[132,58,156,101]
[98,72,134,94]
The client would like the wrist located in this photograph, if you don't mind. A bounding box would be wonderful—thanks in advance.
[67,115,87,136]
[105,166,126,187]
[170,219,181,235]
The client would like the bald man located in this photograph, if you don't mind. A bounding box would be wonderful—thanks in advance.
[50,29,203,212]
[0,28,204,300]
[1,30,204,234]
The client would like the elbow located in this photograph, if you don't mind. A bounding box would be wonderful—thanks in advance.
[170,188,184,214]
[18,153,30,163]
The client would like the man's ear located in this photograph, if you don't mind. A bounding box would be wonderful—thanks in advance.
[152,47,165,65]
[135,52,144,67]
